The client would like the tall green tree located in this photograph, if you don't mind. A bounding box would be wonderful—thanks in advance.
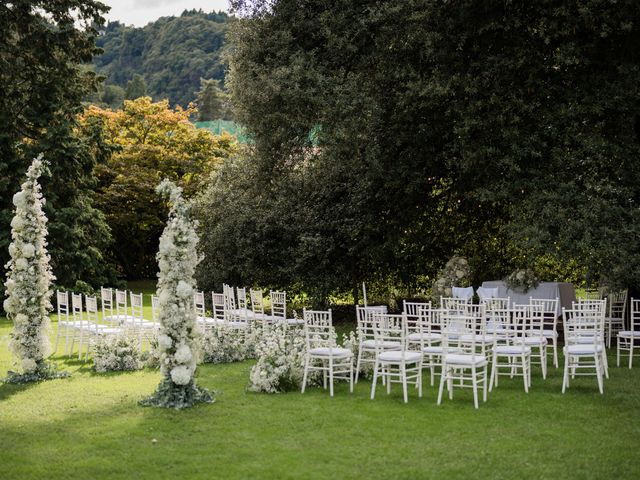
[196,78,228,121]
[0,0,118,300]
[212,0,640,300]
[125,73,147,100]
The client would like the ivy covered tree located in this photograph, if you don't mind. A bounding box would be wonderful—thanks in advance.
[0,0,118,303]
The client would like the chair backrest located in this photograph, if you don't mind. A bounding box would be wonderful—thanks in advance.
[441,307,487,358]
[482,297,510,311]
[212,292,226,322]
[403,301,431,333]
[129,292,144,323]
[608,290,628,320]
[85,295,99,329]
[270,290,286,320]
[631,298,640,332]
[563,308,603,346]
[57,291,69,322]
[303,309,335,350]
[250,289,264,316]
[115,289,128,318]
[371,313,408,356]
[356,305,385,341]
[100,287,114,324]
[193,291,206,317]
[575,298,607,313]
[416,306,441,347]
[72,293,83,322]
[237,287,247,310]
[441,297,470,312]
[452,286,474,300]
[151,295,160,323]
[223,284,236,310]
[485,307,511,336]
[530,297,559,332]
[476,286,499,301]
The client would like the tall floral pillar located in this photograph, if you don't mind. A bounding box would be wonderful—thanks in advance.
[3,156,63,383]
[141,179,213,409]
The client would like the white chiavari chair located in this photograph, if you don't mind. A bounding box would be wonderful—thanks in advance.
[370,312,422,403]
[527,298,559,368]
[605,290,627,348]
[489,305,532,393]
[301,309,353,397]
[100,287,116,326]
[562,308,605,394]
[54,291,73,355]
[250,288,266,323]
[617,298,640,368]
[194,291,217,333]
[129,292,159,350]
[452,286,474,301]
[482,297,511,311]
[441,297,470,312]
[437,307,489,409]
[270,290,304,326]
[355,305,399,383]
[572,299,608,378]
[151,295,160,323]
[83,295,122,361]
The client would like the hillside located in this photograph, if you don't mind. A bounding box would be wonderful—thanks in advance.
[93,10,229,107]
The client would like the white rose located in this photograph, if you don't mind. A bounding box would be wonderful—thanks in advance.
[174,344,192,364]
[456,269,464,278]
[10,216,25,231]
[175,281,193,299]
[21,357,37,374]
[15,313,28,324]
[170,365,191,385]
[22,243,35,258]
[158,334,173,349]
[15,258,28,270]
[12,191,26,208]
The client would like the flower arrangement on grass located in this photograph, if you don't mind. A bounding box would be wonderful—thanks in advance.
[431,255,472,305]
[93,334,143,373]
[248,321,307,393]
[140,179,213,409]
[201,325,258,364]
[3,156,66,383]
[505,268,539,293]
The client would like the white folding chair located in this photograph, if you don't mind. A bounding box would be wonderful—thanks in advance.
[129,292,159,350]
[617,298,640,368]
[152,295,160,323]
[528,298,559,368]
[490,305,532,393]
[301,309,353,397]
[250,288,266,323]
[100,287,116,326]
[370,313,422,403]
[562,308,605,394]
[572,299,608,378]
[355,305,400,383]
[606,290,627,348]
[53,291,73,355]
[441,297,470,313]
[270,290,304,326]
[194,291,217,333]
[482,297,510,311]
[113,289,135,324]
[83,295,122,361]
[437,308,489,409]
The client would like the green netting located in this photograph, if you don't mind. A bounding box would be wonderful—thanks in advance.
[194,120,249,143]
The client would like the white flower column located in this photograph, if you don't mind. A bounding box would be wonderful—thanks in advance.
[3,156,64,383]
[141,179,212,409]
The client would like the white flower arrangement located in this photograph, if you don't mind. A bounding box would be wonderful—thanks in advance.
[505,268,539,293]
[201,325,258,364]
[93,335,143,373]
[3,156,65,383]
[140,179,213,409]
[431,255,472,306]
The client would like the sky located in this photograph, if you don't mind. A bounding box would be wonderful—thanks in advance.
[103,0,231,27]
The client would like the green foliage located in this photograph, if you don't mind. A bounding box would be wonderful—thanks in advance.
[196,78,231,121]
[220,0,640,298]
[0,0,118,302]
[101,84,126,109]
[94,10,229,107]
[125,73,147,100]
[139,375,214,410]
[3,360,68,384]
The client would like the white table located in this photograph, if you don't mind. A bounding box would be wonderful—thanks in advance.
[480,281,576,317]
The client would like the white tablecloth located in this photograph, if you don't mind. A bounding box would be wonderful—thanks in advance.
[480,281,576,317]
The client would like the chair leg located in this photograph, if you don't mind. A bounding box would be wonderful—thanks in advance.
[541,346,547,380]
[552,336,558,368]
[617,341,621,367]
[489,354,497,392]
[386,366,392,395]
[483,365,488,402]
[562,352,569,393]
[472,366,479,409]
[370,360,379,400]
[418,362,423,398]
[401,363,408,403]
[355,347,363,384]
[595,355,604,394]
[522,353,528,393]
[349,358,354,393]
[629,342,634,369]
[329,357,334,397]
[437,368,446,405]
[301,357,309,393]
[602,349,609,379]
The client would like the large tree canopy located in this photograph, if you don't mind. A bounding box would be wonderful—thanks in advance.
[0,0,118,296]
[197,0,640,299]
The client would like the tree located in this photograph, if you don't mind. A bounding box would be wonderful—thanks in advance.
[82,97,239,279]
[196,78,228,121]
[219,0,640,301]
[0,0,117,303]
[102,84,125,108]
[125,73,147,100]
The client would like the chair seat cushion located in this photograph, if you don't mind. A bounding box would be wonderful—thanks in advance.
[514,337,548,346]
[564,344,603,355]
[459,333,496,343]
[378,351,422,363]
[95,327,122,335]
[422,346,462,355]
[618,330,640,338]
[408,332,442,341]
[444,353,487,367]
[198,317,225,325]
[526,329,557,338]
[361,339,402,350]
[309,347,352,358]
[494,345,531,355]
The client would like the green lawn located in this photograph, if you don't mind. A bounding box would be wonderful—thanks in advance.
[0,314,639,479]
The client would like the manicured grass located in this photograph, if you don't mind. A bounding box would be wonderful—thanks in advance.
[0,315,639,479]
